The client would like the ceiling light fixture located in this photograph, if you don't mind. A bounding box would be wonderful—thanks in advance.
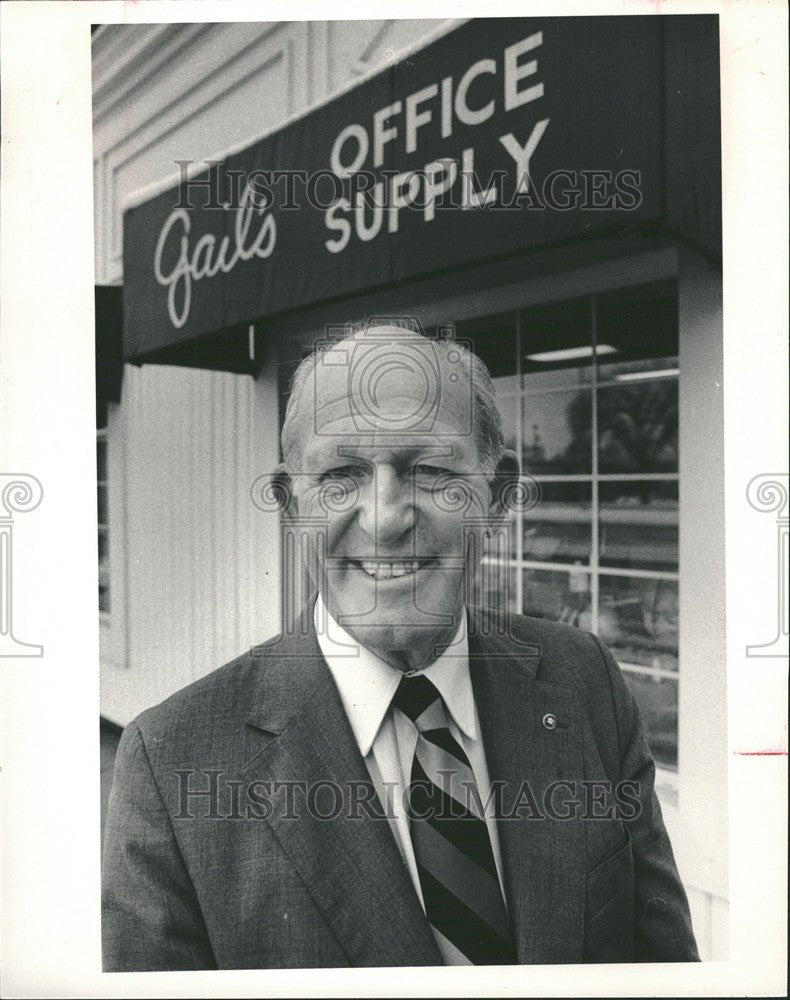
[614,367,680,382]
[524,344,618,363]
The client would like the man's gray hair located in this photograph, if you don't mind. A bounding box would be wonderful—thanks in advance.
[281,321,505,474]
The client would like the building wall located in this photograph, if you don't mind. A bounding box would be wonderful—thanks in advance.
[93,19,727,959]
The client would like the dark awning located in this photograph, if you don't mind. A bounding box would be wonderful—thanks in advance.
[95,285,124,406]
[122,15,720,368]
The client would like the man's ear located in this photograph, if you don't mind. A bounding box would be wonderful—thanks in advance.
[489,449,521,518]
[270,463,298,521]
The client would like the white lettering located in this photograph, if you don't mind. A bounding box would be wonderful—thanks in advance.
[239,185,277,259]
[153,184,277,329]
[191,234,216,280]
[325,198,352,253]
[461,147,498,209]
[440,76,453,139]
[373,101,401,168]
[330,123,369,177]
[423,158,457,221]
[388,171,420,233]
[405,84,438,154]
[499,119,550,193]
[328,31,549,163]
[504,32,544,111]
[153,209,192,329]
[355,186,385,242]
[454,58,496,126]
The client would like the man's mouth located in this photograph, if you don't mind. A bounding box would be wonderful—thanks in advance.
[348,558,438,580]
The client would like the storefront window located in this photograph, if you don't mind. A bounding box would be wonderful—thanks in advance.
[458,279,680,769]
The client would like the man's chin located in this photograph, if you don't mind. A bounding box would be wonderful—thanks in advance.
[329,588,463,629]
[337,610,464,669]
[321,574,466,663]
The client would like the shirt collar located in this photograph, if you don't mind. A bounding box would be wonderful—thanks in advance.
[314,594,475,757]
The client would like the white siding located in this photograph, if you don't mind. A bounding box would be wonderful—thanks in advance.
[100,357,280,724]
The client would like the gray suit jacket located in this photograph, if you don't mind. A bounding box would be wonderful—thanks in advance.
[102,608,699,969]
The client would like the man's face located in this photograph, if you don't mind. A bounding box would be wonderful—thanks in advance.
[285,332,494,671]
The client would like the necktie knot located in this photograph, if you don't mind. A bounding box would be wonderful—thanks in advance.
[392,674,447,733]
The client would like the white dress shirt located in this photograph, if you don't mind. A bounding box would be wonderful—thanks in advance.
[314,594,507,963]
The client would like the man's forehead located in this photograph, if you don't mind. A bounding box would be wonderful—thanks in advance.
[303,433,462,463]
[311,335,473,420]
[285,329,482,468]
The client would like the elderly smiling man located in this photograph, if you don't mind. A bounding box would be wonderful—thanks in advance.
[102,323,698,970]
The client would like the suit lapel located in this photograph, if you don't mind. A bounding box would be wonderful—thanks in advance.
[243,625,441,967]
[469,613,586,964]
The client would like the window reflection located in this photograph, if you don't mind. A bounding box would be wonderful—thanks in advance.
[492,376,519,453]
[597,376,678,474]
[597,575,679,674]
[598,356,679,383]
[523,482,592,564]
[522,567,591,630]
[476,551,517,615]
[623,673,678,770]
[599,481,678,572]
[521,386,592,475]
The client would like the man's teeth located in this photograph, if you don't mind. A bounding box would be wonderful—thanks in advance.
[358,560,422,579]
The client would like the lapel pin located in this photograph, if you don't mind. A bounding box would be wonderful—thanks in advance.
[542,713,558,730]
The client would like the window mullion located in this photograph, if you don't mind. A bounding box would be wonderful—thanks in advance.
[514,309,524,614]
[590,294,600,635]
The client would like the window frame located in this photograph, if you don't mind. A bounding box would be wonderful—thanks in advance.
[422,247,683,790]
[472,290,681,771]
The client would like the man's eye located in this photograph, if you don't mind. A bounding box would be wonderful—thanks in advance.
[412,464,451,478]
[321,466,364,483]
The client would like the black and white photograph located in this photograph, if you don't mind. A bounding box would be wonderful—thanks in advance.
[0,1,787,997]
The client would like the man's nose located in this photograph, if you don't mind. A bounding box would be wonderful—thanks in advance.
[357,467,414,546]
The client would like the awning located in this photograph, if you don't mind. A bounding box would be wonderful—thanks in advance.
[122,15,720,368]
[95,285,124,408]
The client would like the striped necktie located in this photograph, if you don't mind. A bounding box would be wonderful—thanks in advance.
[392,674,516,965]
